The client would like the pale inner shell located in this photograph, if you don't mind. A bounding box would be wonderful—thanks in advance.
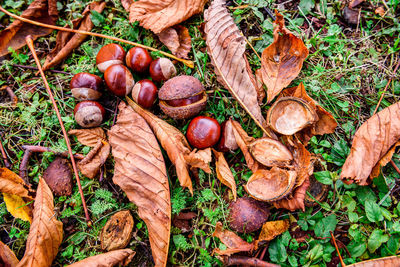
[159,58,177,78]
[71,87,102,101]
[97,59,124,73]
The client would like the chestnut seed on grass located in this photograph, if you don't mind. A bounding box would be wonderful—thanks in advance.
[150,58,177,82]
[186,116,221,149]
[131,79,158,109]
[126,47,152,74]
[96,43,126,73]
[74,100,105,128]
[229,197,269,233]
[104,64,135,97]
[70,73,103,100]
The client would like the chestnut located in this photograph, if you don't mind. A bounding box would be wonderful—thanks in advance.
[149,58,177,82]
[74,100,105,128]
[70,73,103,100]
[96,43,126,73]
[131,79,158,109]
[104,64,135,97]
[126,47,152,74]
[158,75,207,119]
[186,116,221,149]
[229,197,269,233]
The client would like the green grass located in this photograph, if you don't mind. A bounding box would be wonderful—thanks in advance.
[0,0,400,266]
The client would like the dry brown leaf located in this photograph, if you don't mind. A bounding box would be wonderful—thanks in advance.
[109,102,170,267]
[349,0,364,8]
[100,210,134,251]
[129,0,207,34]
[0,0,58,57]
[204,0,264,125]
[69,127,106,147]
[213,149,237,201]
[255,69,266,104]
[212,222,254,256]
[371,141,400,179]
[127,97,211,194]
[17,178,63,267]
[260,11,309,103]
[255,220,289,249]
[67,249,135,267]
[273,176,310,211]
[184,148,212,174]
[347,255,400,267]
[157,25,191,59]
[289,138,313,188]
[121,0,133,11]
[375,6,385,17]
[341,102,400,185]
[42,1,106,70]
[0,241,19,267]
[3,193,33,223]
[0,168,32,200]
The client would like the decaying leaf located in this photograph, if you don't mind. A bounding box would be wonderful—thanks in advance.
[249,138,293,167]
[255,220,289,248]
[288,137,313,189]
[100,211,134,251]
[157,25,191,59]
[341,102,400,185]
[255,69,266,104]
[212,149,237,201]
[17,178,63,267]
[0,168,32,199]
[212,222,254,256]
[184,148,212,174]
[371,141,400,179]
[0,0,58,57]
[129,0,208,34]
[204,0,264,125]
[260,11,309,103]
[42,1,106,70]
[347,255,400,267]
[0,241,19,267]
[3,193,33,223]
[43,157,73,196]
[121,0,133,11]
[109,102,170,267]
[69,127,111,179]
[273,176,310,211]
[67,249,135,267]
[127,97,211,194]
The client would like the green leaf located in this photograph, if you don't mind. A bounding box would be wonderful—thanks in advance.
[269,237,288,263]
[299,0,315,15]
[314,214,337,238]
[348,211,359,223]
[365,200,384,222]
[306,243,323,262]
[90,10,105,27]
[347,241,367,258]
[368,229,389,253]
[386,235,400,254]
[314,171,333,185]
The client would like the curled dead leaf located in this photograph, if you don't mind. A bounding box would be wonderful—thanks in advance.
[340,102,400,185]
[371,141,400,179]
[100,211,134,251]
[67,249,135,267]
[260,11,309,103]
[273,176,310,211]
[249,138,293,167]
[3,193,33,223]
[157,25,191,59]
[0,241,19,267]
[184,148,212,174]
[69,127,106,146]
[0,168,32,199]
[109,102,170,267]
[212,149,237,201]
[43,157,72,196]
[212,222,254,256]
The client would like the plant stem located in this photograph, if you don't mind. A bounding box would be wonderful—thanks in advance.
[12,64,71,75]
[330,231,346,267]
[222,255,280,267]
[0,133,11,169]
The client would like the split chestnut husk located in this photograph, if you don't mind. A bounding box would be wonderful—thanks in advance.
[249,137,293,167]
[267,97,318,135]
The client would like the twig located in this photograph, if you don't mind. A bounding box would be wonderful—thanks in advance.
[0,86,18,106]
[25,36,91,225]
[12,64,71,75]
[99,165,104,182]
[222,255,280,267]
[264,7,276,20]
[330,231,346,267]
[0,134,11,169]
[112,98,121,126]
[0,6,194,68]
[390,160,400,176]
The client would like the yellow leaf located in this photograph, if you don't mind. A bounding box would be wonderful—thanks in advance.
[3,193,32,223]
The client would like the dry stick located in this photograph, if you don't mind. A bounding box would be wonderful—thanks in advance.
[12,64,71,75]
[0,134,11,169]
[0,6,194,69]
[0,86,18,106]
[25,36,92,225]
[330,231,346,267]
[223,256,280,267]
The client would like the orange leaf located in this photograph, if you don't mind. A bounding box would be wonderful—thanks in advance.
[66,249,135,267]
[255,220,289,248]
[157,25,191,59]
[3,193,32,223]
[0,241,19,267]
[212,222,254,256]
[0,168,32,200]
[212,149,237,201]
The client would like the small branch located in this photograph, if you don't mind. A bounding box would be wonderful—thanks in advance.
[222,256,280,267]
[12,64,71,75]
[330,231,346,267]
[0,134,11,169]
[0,86,18,107]
[263,7,276,20]
[390,160,400,176]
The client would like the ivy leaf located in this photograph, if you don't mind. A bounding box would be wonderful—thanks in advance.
[314,214,337,238]
[365,200,384,222]
[368,229,389,253]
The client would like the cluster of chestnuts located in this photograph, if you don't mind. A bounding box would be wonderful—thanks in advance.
[71,43,232,150]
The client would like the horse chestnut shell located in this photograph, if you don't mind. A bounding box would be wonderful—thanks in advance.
[131,79,158,109]
[126,47,152,74]
[104,64,135,97]
[96,43,126,73]
[74,101,105,128]
[70,73,103,100]
[217,120,239,152]
[149,58,177,82]
[186,116,221,149]
[229,197,269,233]
[158,75,207,119]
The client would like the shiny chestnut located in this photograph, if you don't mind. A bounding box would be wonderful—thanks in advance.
[96,43,126,73]
[70,73,103,100]
[158,75,207,119]
[186,116,221,149]
[131,79,158,109]
[126,47,152,74]
[74,101,105,128]
[149,58,176,82]
[104,64,135,97]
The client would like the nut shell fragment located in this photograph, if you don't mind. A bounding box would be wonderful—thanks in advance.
[249,137,293,167]
[100,210,134,251]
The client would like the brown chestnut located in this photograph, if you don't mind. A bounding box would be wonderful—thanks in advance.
[217,120,239,152]
[104,64,135,97]
[126,47,152,74]
[149,58,177,82]
[70,73,103,100]
[96,43,126,73]
[186,116,221,149]
[158,75,207,119]
[131,79,158,109]
[74,100,105,128]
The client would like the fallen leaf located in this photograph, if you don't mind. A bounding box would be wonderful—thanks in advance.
[127,97,211,194]
[67,249,135,267]
[371,141,400,179]
[157,25,191,59]
[341,102,400,185]
[3,193,32,223]
[0,0,58,57]
[0,168,32,199]
[129,0,208,34]
[121,0,133,11]
[109,102,170,267]
[43,157,72,196]
[17,178,63,267]
[212,149,237,201]
[69,127,106,146]
[212,222,254,256]
[0,241,19,267]
[289,137,313,188]
[204,0,265,125]
[375,6,385,17]
[349,0,364,8]
[260,11,308,103]
[184,148,212,174]
[255,69,266,104]
[273,176,310,211]
[42,1,106,70]
[256,220,289,248]
[100,210,134,251]
[347,255,400,267]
